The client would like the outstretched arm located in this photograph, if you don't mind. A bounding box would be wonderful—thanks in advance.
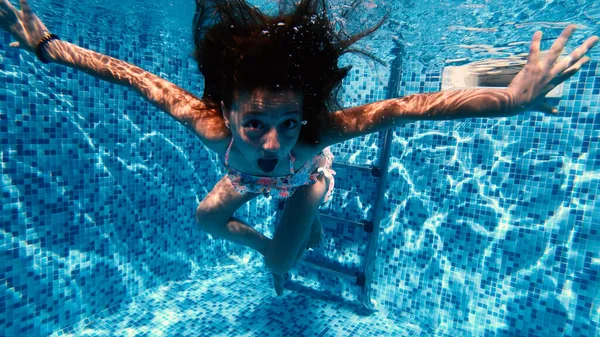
[40,40,218,133]
[0,0,228,146]
[321,25,598,146]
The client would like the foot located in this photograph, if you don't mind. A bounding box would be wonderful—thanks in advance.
[305,216,324,250]
[272,272,285,296]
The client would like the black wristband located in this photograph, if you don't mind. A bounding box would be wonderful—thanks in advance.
[35,33,60,64]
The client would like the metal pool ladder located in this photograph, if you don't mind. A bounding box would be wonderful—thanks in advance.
[293,129,393,312]
[276,48,402,312]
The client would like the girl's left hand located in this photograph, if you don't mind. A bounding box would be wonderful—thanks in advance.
[0,0,50,53]
[507,25,598,114]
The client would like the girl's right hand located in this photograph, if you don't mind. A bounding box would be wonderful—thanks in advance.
[507,25,598,115]
[0,0,51,53]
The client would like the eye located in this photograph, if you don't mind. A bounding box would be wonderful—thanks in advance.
[244,120,263,130]
[282,119,298,129]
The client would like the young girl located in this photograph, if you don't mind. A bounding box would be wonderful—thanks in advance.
[1,0,597,295]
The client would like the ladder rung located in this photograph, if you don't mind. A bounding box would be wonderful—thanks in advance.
[320,213,364,227]
[295,258,357,282]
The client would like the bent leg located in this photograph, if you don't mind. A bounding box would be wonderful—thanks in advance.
[195,175,269,255]
[305,213,324,250]
[264,174,329,275]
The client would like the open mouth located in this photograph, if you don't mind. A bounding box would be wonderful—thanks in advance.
[257,158,278,173]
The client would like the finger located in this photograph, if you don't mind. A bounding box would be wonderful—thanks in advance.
[552,56,591,85]
[549,36,598,79]
[19,0,32,14]
[527,31,542,64]
[9,41,20,48]
[545,24,577,68]
[536,102,558,115]
[0,0,17,13]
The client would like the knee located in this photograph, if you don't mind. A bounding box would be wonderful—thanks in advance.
[195,203,222,235]
[195,204,207,226]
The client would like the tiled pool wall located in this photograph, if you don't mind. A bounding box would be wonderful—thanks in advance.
[269,53,599,337]
[377,59,599,336]
[2,9,600,337]
[0,26,228,335]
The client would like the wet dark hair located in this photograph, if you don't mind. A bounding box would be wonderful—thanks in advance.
[192,0,386,144]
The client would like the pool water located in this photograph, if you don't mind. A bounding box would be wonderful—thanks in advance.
[1,0,599,336]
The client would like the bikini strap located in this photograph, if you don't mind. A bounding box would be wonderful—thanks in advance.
[288,152,296,174]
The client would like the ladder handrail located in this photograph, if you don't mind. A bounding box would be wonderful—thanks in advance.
[359,42,404,312]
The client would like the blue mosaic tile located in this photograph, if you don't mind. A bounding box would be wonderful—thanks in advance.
[371,59,600,337]
[1,23,222,337]
[51,259,433,337]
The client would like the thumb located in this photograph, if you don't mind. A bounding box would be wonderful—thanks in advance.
[536,102,558,115]
[9,41,21,48]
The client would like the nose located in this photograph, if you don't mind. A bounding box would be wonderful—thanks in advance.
[262,128,281,154]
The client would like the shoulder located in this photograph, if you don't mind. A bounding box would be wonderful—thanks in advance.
[184,103,232,153]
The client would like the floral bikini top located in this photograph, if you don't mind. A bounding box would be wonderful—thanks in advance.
[222,138,335,201]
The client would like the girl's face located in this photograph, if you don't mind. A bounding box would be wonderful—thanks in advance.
[224,88,304,173]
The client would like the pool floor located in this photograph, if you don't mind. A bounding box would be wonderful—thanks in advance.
[51,257,431,337]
